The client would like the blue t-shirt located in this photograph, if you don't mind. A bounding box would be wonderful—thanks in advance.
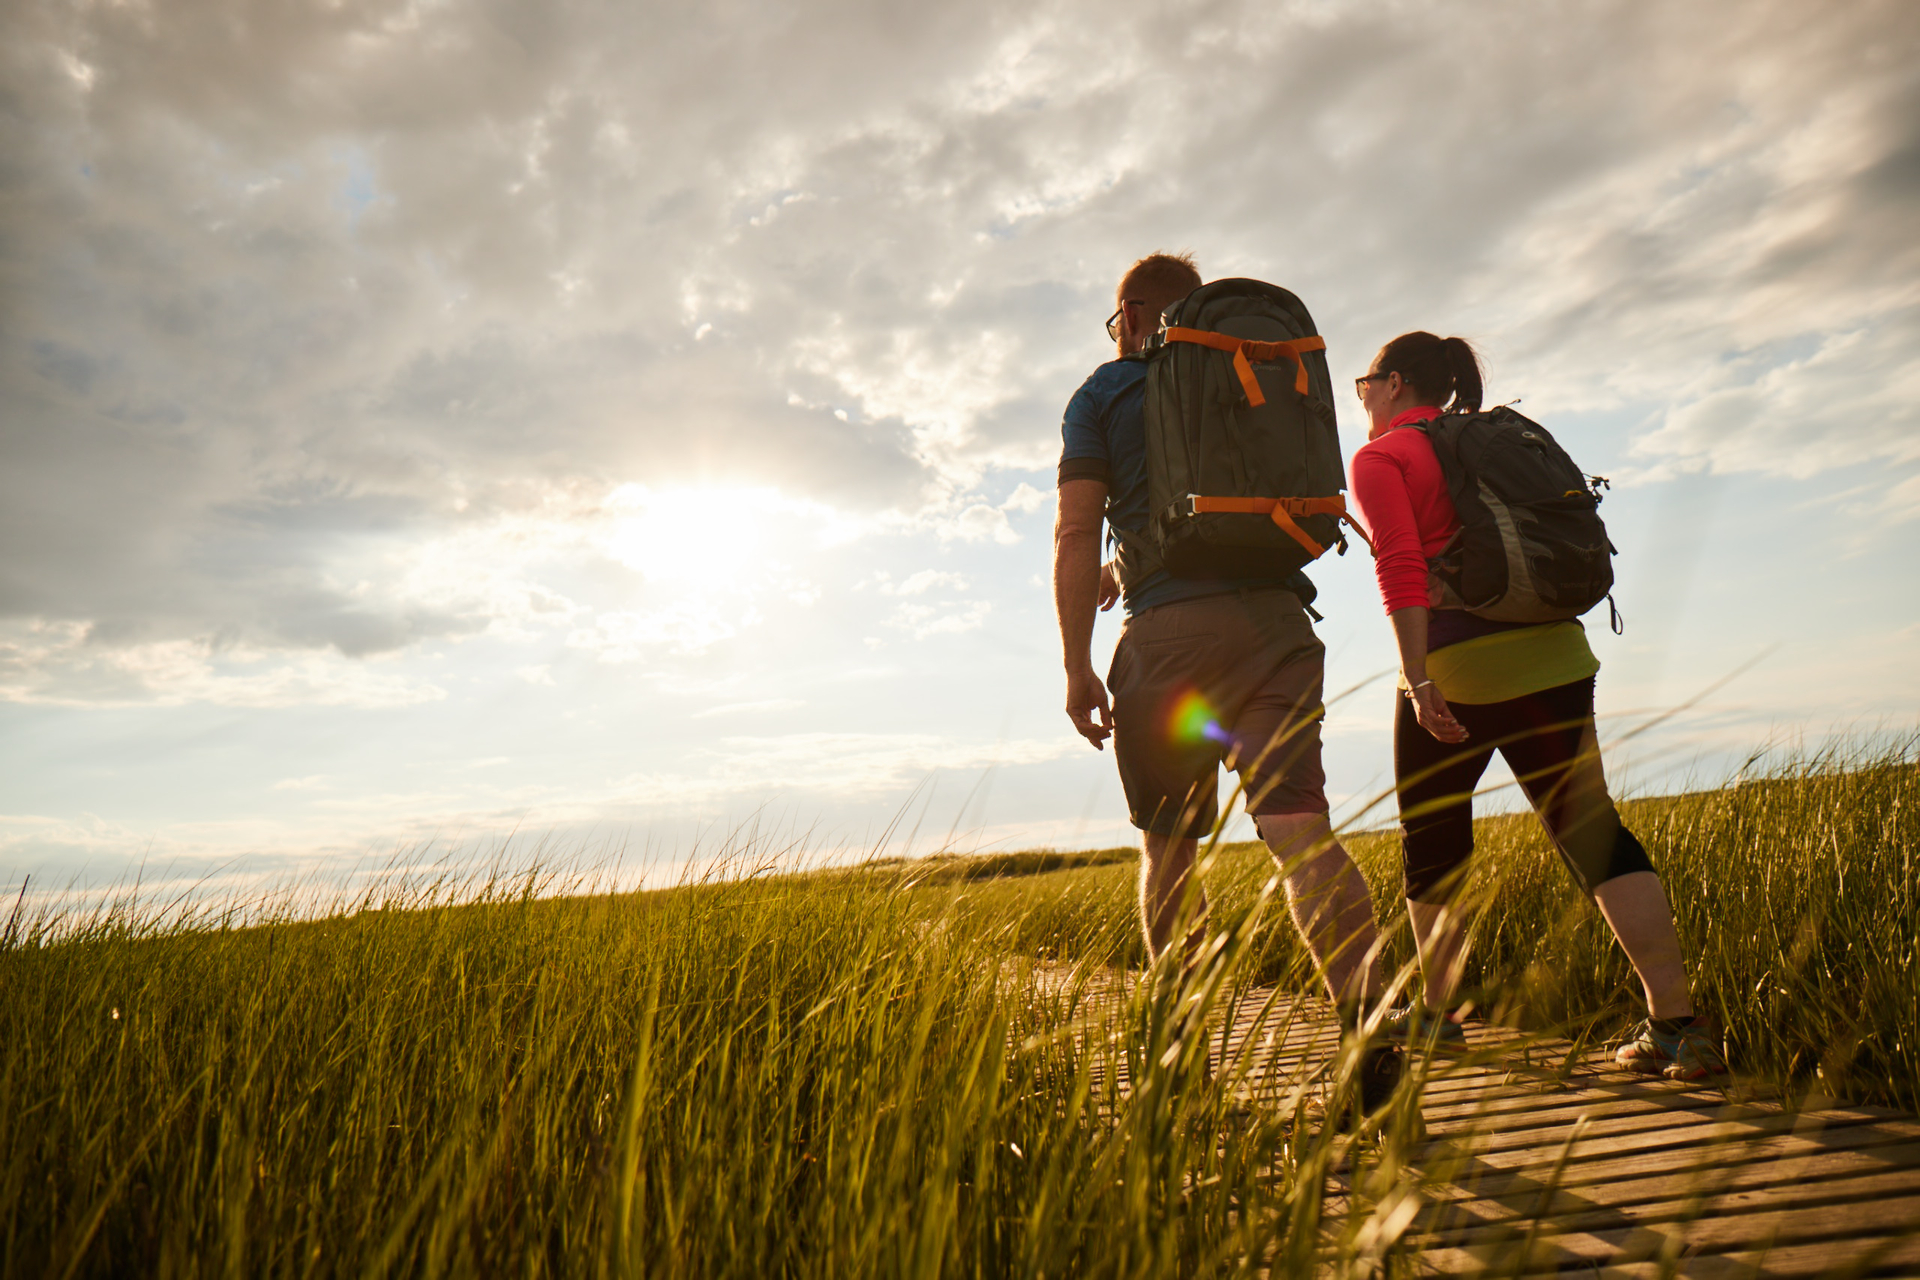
[1058,357,1313,617]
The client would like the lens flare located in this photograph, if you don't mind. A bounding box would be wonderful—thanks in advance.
[1167,689,1229,747]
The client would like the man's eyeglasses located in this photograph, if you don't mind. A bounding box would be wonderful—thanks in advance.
[1354,371,1394,399]
[1106,299,1146,341]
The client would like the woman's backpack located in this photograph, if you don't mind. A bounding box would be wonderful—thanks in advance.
[1109,278,1368,589]
[1419,406,1617,625]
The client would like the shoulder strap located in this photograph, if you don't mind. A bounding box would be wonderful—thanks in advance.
[1107,523,1160,592]
[1159,327,1325,405]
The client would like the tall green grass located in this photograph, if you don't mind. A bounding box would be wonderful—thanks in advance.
[947,738,1920,1109]
[2,853,1414,1278]
[2,739,1913,1276]
[1456,740,1920,1108]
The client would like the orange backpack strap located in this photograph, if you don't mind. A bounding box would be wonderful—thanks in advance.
[1187,494,1378,559]
[1162,328,1327,406]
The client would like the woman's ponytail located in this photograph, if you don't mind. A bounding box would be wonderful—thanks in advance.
[1376,330,1485,413]
[1442,336,1483,413]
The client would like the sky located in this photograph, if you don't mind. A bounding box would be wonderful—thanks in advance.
[3,0,1917,900]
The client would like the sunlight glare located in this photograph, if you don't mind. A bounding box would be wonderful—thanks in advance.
[603,484,863,589]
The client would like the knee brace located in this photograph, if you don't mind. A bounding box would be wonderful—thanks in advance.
[1564,823,1656,896]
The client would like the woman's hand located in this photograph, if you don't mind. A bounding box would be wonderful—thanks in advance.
[1388,606,1467,743]
[1409,682,1468,744]
[1097,561,1120,612]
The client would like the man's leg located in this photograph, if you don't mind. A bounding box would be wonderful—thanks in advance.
[1139,832,1206,964]
[1102,599,1225,968]
[1219,594,1382,1008]
[1256,812,1381,1007]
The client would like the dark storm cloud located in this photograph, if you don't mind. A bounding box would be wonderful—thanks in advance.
[2,0,1915,697]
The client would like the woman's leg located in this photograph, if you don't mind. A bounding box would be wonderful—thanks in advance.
[1406,899,1472,1010]
[1501,687,1693,1018]
[1395,693,1494,1009]
[1591,869,1692,1018]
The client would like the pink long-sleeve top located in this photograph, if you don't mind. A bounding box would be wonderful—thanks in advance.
[1349,405,1454,614]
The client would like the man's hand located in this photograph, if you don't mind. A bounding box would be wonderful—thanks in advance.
[1066,665,1114,749]
[1097,561,1120,612]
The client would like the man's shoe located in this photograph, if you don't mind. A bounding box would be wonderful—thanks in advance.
[1317,1042,1403,1134]
[1615,1015,1728,1081]
[1356,1042,1403,1113]
[1384,1005,1468,1051]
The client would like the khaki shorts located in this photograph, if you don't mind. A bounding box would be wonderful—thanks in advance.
[1108,587,1328,837]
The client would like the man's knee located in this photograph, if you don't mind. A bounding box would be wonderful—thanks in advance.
[1256,810,1335,864]
[1258,812,1366,899]
[1142,831,1199,869]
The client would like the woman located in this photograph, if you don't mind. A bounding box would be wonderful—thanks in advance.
[1349,331,1725,1081]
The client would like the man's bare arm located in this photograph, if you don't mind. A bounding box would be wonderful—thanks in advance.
[1054,478,1113,748]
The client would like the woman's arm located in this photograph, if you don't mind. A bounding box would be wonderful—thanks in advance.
[1350,445,1433,616]
[1389,605,1468,744]
[1355,438,1467,744]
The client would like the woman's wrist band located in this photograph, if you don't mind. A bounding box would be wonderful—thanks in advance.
[1403,679,1435,698]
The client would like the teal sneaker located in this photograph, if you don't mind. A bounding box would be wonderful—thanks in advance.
[1615,1016,1728,1082]
[1384,1006,1468,1051]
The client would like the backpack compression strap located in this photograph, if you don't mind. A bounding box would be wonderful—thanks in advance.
[1162,328,1326,405]
[1188,495,1377,559]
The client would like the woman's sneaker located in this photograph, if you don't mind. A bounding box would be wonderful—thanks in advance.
[1615,1015,1728,1081]
[1384,1005,1468,1051]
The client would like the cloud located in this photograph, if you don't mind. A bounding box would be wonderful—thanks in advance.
[1,0,1914,710]
[941,504,1021,545]
[690,698,807,720]
[887,601,992,640]
[566,603,749,662]
[1626,317,1920,489]
[883,570,969,596]
[614,731,1077,807]
[1001,482,1049,514]
[0,620,445,708]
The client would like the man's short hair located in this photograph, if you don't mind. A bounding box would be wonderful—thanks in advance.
[1120,251,1202,323]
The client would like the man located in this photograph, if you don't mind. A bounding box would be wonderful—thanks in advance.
[1052,251,1385,1031]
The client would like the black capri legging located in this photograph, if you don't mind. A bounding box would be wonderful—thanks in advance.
[1395,676,1654,903]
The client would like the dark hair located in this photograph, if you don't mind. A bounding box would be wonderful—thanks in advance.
[1375,331,1484,413]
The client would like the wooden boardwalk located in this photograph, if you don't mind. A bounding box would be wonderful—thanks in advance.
[1085,980,1920,1276]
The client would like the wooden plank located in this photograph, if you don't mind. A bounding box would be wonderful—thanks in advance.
[1412,1065,1729,1111]
[1046,979,1920,1276]
[1419,1099,1792,1159]
[1408,1190,1920,1274]
[1418,1106,1896,1173]
[1400,1057,1687,1104]
[1571,1232,1920,1279]
[1419,1083,1734,1129]
[1416,1159,1920,1247]
[1418,1122,1920,1205]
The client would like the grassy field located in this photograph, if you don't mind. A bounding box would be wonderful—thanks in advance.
[947,740,1920,1111]
[2,741,1914,1277]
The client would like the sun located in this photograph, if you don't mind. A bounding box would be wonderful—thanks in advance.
[602,484,863,590]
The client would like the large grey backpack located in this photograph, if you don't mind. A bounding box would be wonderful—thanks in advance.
[1419,406,1617,624]
[1110,278,1368,589]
